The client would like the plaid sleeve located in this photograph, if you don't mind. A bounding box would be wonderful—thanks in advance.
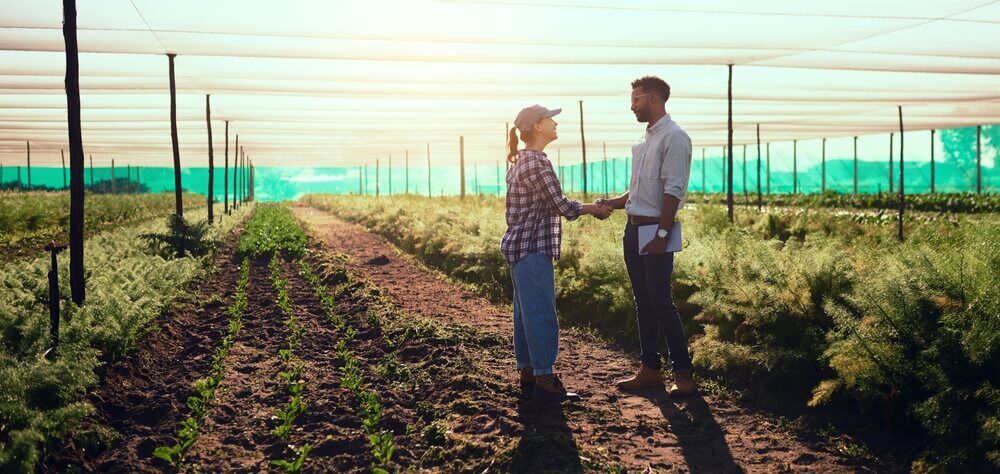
[524,156,583,221]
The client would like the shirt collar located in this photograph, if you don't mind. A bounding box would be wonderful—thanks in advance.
[647,113,672,133]
[519,149,548,159]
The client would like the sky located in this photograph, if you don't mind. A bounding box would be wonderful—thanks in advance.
[1,0,999,168]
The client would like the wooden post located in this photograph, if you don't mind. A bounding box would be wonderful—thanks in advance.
[976,125,982,194]
[579,100,588,198]
[26,141,31,190]
[793,140,798,194]
[167,53,183,218]
[206,94,214,223]
[756,124,761,211]
[64,0,86,304]
[459,136,466,199]
[61,149,67,189]
[224,121,229,213]
[426,142,431,197]
[853,136,858,195]
[930,130,935,194]
[821,137,826,194]
[889,132,894,193]
[376,158,380,196]
[898,106,904,241]
[89,154,93,188]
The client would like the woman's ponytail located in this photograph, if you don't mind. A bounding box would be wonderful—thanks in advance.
[507,127,519,163]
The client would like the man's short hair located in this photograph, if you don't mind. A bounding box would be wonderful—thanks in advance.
[630,76,670,103]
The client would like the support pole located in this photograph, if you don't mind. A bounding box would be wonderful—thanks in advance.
[727,64,734,221]
[61,149,67,189]
[426,142,431,197]
[224,121,229,213]
[26,141,31,190]
[64,0,86,304]
[889,132,894,193]
[89,155,93,188]
[766,143,770,195]
[111,159,115,194]
[127,164,131,193]
[376,158,380,196]
[756,124,761,211]
[821,138,826,194]
[853,136,858,195]
[898,106,904,242]
[579,100,588,198]
[233,135,239,210]
[405,150,409,194]
[459,136,466,199]
[742,144,747,203]
[977,124,982,194]
[206,94,214,223]
[167,53,183,218]
[603,141,608,198]
[930,129,935,194]
[793,140,798,194]
[388,153,392,195]
[701,149,706,192]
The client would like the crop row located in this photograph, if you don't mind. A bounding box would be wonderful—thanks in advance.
[0,204,253,471]
[153,260,251,469]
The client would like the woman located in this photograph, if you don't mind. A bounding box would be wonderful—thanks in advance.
[501,104,612,404]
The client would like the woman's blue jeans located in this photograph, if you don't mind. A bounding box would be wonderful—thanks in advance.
[510,253,559,376]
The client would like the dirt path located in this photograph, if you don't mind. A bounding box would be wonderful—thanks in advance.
[293,205,866,473]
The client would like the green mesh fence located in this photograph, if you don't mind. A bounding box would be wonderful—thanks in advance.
[2,125,996,201]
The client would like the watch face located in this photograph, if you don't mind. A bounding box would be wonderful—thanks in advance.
[657,228,668,238]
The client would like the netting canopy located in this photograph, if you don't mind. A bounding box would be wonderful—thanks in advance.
[1,0,999,172]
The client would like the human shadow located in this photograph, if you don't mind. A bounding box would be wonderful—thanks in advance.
[634,389,743,473]
[509,400,584,473]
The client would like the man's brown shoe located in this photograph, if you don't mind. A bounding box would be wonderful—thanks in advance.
[533,374,581,404]
[615,364,664,391]
[519,368,535,397]
[668,368,697,397]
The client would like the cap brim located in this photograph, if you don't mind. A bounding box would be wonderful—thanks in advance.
[544,108,562,117]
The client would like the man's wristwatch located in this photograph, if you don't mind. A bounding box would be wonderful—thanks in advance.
[656,228,669,239]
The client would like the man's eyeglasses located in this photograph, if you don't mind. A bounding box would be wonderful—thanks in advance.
[631,93,653,105]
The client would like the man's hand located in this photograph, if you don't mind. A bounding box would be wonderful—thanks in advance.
[642,234,668,255]
[583,203,613,220]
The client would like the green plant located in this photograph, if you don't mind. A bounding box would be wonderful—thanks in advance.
[270,443,312,474]
[140,213,218,258]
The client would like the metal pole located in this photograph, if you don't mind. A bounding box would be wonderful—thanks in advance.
[26,141,31,190]
[206,94,214,223]
[111,159,115,194]
[603,141,608,198]
[376,158,380,196]
[474,164,480,195]
[977,124,982,194]
[89,155,93,188]
[233,134,239,210]
[61,149,67,189]
[889,132,894,194]
[64,0,86,304]
[358,166,363,195]
[579,100,588,198]
[821,138,826,194]
[756,124,761,211]
[742,143,747,203]
[126,164,131,193]
[701,149,706,192]
[898,106,904,241]
[793,140,798,194]
[727,64,734,221]
[459,136,466,199]
[167,53,183,218]
[853,136,858,195]
[224,120,229,213]
[766,143,770,195]
[930,129,935,194]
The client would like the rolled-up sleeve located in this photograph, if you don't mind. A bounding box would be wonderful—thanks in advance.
[659,132,692,201]
[525,157,583,221]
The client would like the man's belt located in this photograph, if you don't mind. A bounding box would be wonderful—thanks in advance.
[627,215,660,225]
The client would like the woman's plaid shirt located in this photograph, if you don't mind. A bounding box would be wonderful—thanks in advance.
[501,149,583,265]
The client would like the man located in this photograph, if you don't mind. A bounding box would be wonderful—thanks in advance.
[597,75,695,396]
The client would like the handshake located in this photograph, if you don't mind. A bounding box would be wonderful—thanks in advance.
[582,198,616,220]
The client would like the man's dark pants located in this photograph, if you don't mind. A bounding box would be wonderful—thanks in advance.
[623,223,692,371]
